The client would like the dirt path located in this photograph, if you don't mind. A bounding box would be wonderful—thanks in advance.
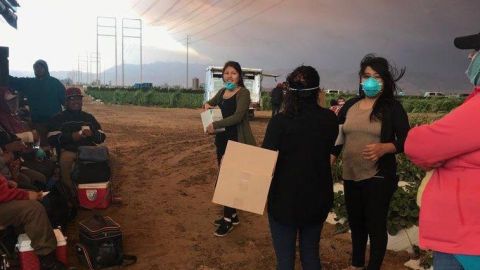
[66,98,410,270]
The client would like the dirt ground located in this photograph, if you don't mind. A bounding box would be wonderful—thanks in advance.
[66,97,411,270]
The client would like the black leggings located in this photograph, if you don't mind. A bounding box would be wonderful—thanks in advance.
[343,176,398,270]
[216,156,237,219]
[271,104,281,117]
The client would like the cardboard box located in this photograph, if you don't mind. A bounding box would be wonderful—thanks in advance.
[200,109,225,133]
[212,141,278,215]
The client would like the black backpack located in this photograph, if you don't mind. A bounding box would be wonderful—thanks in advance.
[76,215,136,269]
[72,146,111,184]
[41,181,78,229]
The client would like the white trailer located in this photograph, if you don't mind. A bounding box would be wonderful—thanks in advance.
[204,66,268,118]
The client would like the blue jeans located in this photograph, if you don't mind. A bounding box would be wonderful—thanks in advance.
[434,252,464,270]
[269,214,323,270]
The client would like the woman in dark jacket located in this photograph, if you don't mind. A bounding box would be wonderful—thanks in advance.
[203,61,256,237]
[262,65,338,270]
[333,54,410,270]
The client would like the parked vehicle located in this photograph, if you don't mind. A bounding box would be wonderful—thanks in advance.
[453,93,470,98]
[325,89,341,95]
[133,82,153,89]
[423,91,445,97]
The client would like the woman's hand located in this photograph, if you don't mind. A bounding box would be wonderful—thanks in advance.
[362,143,395,162]
[28,191,43,201]
[82,129,93,137]
[203,103,214,111]
[206,124,215,134]
[7,180,17,188]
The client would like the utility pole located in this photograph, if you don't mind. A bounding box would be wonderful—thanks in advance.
[186,35,190,89]
[96,17,99,86]
[77,56,80,85]
[121,19,124,87]
[77,54,89,85]
[140,19,143,83]
[89,53,101,86]
[86,52,89,85]
[115,19,117,86]
[97,17,118,85]
[121,18,142,87]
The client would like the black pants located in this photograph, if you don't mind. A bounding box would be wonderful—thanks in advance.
[272,104,281,117]
[343,176,398,270]
[216,156,237,219]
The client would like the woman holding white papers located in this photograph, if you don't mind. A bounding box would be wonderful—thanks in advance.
[332,54,410,270]
[203,61,256,237]
[262,65,339,270]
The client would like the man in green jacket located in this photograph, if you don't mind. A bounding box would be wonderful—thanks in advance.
[8,60,66,147]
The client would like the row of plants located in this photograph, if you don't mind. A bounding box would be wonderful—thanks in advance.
[87,89,205,109]
[261,94,464,113]
[87,86,204,94]
[88,88,464,114]
[401,98,463,113]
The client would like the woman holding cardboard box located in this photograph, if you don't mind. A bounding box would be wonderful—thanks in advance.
[203,61,256,237]
[262,65,339,269]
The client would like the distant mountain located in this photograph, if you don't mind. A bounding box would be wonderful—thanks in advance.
[10,61,473,95]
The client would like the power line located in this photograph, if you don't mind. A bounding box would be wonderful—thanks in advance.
[168,0,249,36]
[138,0,160,17]
[163,0,205,28]
[166,0,224,32]
[150,0,183,24]
[131,0,144,10]
[187,0,257,38]
[151,0,196,24]
[191,0,285,44]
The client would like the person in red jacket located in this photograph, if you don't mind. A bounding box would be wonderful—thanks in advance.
[0,174,66,269]
[405,32,480,270]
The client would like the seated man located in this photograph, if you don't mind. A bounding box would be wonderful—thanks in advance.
[0,174,66,270]
[47,87,106,193]
[0,87,55,183]
[0,120,46,190]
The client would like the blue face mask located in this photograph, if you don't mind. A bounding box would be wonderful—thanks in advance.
[224,82,237,91]
[361,77,383,97]
[466,51,480,86]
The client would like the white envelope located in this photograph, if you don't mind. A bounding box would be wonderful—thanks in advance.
[201,109,225,133]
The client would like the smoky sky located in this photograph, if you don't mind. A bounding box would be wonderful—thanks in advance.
[132,0,480,93]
